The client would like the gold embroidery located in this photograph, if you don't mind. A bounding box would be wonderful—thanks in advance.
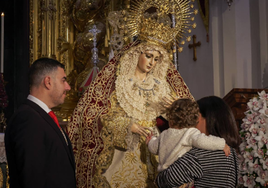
[108,138,157,188]
[67,41,194,188]
[94,92,158,188]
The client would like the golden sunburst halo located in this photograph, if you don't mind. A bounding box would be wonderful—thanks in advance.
[125,0,197,50]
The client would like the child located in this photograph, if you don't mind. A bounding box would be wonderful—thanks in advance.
[146,98,230,172]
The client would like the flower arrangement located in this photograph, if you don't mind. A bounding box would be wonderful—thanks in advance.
[238,90,268,188]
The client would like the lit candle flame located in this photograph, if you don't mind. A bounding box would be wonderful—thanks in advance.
[1,12,4,73]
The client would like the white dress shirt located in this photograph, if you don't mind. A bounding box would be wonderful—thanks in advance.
[27,95,51,113]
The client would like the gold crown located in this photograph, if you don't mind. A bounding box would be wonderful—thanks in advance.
[126,0,198,51]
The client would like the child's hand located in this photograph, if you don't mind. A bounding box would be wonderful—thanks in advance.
[146,132,153,145]
[223,144,230,156]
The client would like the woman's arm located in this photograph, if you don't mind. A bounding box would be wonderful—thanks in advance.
[156,150,203,188]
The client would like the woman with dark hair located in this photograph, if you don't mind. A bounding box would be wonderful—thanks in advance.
[156,96,240,188]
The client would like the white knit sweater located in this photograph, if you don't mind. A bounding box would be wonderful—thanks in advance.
[148,127,225,172]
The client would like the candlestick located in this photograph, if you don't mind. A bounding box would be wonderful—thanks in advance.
[1,13,4,74]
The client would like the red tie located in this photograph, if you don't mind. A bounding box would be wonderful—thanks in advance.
[48,111,68,145]
[48,111,61,129]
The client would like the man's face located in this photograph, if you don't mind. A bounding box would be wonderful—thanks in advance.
[50,67,71,107]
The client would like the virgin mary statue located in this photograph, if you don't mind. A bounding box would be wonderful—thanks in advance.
[67,0,196,187]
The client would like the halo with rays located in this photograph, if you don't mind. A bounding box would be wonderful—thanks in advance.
[125,0,197,50]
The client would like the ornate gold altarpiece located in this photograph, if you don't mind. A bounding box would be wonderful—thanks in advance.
[30,0,73,71]
[29,0,197,125]
[29,0,131,124]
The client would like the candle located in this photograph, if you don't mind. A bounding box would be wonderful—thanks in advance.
[1,13,4,74]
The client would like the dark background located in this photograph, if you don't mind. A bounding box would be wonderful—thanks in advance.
[0,0,30,123]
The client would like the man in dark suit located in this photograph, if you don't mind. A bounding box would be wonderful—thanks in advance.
[5,58,76,188]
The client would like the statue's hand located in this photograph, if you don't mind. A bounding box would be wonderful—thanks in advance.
[131,123,150,137]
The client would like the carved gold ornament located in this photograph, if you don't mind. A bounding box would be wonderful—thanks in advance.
[125,0,198,49]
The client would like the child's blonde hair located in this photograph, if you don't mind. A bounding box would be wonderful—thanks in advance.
[166,98,199,129]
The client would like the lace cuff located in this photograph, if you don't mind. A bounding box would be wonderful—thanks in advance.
[125,120,140,151]
[150,126,160,137]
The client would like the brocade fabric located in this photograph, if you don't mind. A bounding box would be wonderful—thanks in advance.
[67,41,194,188]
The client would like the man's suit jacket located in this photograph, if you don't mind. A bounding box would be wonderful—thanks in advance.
[5,100,76,188]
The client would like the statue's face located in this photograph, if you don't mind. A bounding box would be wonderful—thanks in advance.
[137,50,160,73]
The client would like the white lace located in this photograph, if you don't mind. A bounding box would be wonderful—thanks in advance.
[115,43,171,121]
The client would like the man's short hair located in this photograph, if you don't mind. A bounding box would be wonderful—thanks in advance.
[29,58,65,88]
